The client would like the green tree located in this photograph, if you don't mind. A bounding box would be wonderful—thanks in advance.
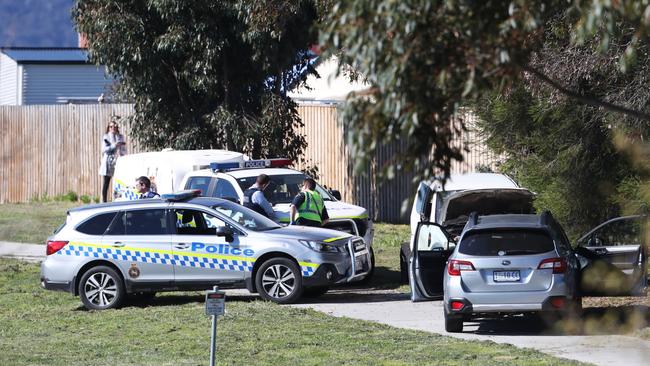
[320,1,650,181]
[74,0,320,163]
[475,15,650,238]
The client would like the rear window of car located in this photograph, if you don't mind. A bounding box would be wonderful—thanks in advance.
[459,229,555,256]
[76,212,117,235]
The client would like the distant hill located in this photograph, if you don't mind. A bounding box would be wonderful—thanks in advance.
[0,0,77,47]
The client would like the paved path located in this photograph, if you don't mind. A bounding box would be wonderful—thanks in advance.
[291,289,650,366]
[3,242,649,365]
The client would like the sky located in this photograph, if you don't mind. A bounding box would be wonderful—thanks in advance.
[0,0,77,47]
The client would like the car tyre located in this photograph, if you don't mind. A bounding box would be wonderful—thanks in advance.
[302,286,329,298]
[400,242,410,284]
[79,265,125,310]
[255,257,303,304]
[444,309,463,333]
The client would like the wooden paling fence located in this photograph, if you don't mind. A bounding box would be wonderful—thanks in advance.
[0,104,501,223]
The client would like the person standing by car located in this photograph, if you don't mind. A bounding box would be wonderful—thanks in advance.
[243,174,277,221]
[99,121,126,202]
[290,178,329,227]
[136,176,160,199]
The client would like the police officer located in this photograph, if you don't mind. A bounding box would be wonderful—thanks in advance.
[243,174,277,221]
[290,178,329,227]
[136,176,160,199]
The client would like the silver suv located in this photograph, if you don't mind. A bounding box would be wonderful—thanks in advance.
[40,192,370,310]
[409,212,580,333]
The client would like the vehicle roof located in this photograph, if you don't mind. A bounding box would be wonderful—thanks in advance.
[190,167,305,178]
[465,214,550,231]
[68,197,230,213]
[118,149,244,165]
[434,173,519,191]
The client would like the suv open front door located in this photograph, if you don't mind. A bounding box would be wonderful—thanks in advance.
[576,216,648,296]
[409,221,454,301]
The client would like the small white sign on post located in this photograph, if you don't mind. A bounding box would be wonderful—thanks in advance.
[206,287,226,366]
[205,289,226,316]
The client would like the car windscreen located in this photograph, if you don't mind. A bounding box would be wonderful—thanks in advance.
[459,229,555,256]
[234,174,334,204]
[211,200,281,232]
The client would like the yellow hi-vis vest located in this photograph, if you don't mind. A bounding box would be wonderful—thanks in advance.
[297,190,324,223]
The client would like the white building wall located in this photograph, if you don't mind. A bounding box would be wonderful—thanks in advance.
[21,64,112,105]
[0,54,18,105]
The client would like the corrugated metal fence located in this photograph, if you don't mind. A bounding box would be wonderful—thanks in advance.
[0,104,501,223]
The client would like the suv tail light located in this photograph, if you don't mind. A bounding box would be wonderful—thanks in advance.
[46,240,69,255]
[537,257,566,274]
[448,260,475,276]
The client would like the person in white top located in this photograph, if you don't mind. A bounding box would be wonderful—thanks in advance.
[99,121,127,202]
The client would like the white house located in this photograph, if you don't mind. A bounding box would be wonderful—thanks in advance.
[0,47,113,105]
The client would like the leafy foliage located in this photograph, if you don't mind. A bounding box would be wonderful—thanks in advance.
[74,0,320,163]
[320,1,650,183]
[476,15,650,238]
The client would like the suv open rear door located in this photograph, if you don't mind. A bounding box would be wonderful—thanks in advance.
[409,221,454,301]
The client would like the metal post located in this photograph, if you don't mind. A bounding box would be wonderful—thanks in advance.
[209,285,218,366]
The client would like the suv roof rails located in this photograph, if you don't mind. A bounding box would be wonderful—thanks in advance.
[540,210,553,225]
[468,211,479,226]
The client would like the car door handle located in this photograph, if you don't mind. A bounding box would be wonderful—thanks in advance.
[174,243,190,249]
[594,248,608,255]
[112,242,125,247]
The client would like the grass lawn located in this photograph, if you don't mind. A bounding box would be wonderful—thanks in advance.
[0,202,77,243]
[0,259,579,366]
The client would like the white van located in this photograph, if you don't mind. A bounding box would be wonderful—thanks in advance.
[112,150,245,201]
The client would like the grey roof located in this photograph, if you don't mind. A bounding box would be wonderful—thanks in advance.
[0,47,89,63]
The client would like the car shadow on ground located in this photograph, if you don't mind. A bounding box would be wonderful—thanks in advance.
[469,305,650,336]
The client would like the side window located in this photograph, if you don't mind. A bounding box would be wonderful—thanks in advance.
[174,209,226,235]
[105,212,125,235]
[591,219,641,246]
[76,212,117,235]
[185,177,213,195]
[416,224,448,251]
[212,179,239,200]
[123,209,168,235]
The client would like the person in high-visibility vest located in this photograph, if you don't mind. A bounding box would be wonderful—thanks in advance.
[289,178,329,227]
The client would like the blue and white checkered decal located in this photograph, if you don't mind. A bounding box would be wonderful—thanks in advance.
[58,244,254,272]
[114,179,139,200]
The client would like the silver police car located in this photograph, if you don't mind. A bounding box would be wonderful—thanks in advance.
[41,191,370,310]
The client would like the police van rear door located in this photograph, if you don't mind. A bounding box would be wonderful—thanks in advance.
[171,206,248,285]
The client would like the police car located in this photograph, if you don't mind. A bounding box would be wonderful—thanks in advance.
[40,191,371,310]
[179,159,375,271]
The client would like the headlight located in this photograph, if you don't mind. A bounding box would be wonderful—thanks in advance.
[299,240,343,253]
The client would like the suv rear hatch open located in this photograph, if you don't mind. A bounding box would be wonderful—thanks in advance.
[440,189,535,235]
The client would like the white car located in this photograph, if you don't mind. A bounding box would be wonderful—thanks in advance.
[180,159,375,275]
[400,173,535,281]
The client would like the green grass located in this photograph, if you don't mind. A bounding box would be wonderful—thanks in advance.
[0,202,77,243]
[364,223,411,291]
[0,259,579,366]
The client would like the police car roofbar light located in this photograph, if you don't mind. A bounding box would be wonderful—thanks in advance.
[161,189,201,201]
[210,158,292,172]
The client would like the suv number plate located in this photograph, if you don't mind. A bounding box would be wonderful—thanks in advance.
[493,270,520,282]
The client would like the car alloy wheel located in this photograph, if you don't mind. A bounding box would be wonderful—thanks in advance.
[79,265,125,310]
[262,264,295,299]
[255,257,303,304]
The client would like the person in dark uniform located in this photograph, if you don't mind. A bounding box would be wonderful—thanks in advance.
[242,174,277,221]
[136,176,160,199]
[289,178,329,227]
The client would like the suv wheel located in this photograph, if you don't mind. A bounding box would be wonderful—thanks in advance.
[444,309,463,333]
[79,266,125,310]
[255,257,303,304]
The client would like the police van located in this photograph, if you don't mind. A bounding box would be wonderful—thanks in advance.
[112,149,245,201]
[40,191,371,310]
[179,159,375,257]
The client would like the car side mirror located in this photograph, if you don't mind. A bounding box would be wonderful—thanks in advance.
[587,235,603,247]
[216,226,234,242]
[329,189,342,201]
